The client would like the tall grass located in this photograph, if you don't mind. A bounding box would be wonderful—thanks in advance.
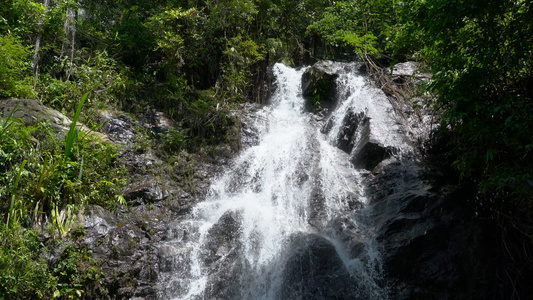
[6,160,27,227]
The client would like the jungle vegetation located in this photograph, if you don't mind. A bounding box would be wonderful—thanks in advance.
[0,0,531,298]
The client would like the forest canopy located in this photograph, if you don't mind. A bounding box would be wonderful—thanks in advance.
[0,0,531,207]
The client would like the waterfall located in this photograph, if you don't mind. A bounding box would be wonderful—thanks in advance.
[160,63,399,300]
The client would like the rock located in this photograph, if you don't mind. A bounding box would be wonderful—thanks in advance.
[337,110,366,153]
[301,61,339,113]
[0,98,108,141]
[100,112,137,145]
[361,155,531,300]
[392,62,420,77]
[391,61,431,81]
[237,103,263,149]
[124,178,176,206]
[279,232,368,299]
[348,117,396,171]
[351,139,393,171]
[76,107,230,299]
[203,210,243,265]
[193,211,245,300]
[138,111,174,135]
[82,204,170,299]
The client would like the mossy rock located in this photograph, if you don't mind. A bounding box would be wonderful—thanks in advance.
[0,98,109,142]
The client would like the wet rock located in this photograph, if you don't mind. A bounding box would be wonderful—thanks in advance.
[362,156,525,300]
[138,111,174,135]
[349,118,397,171]
[124,178,176,206]
[203,211,243,265]
[200,211,245,300]
[392,61,431,81]
[99,110,176,144]
[308,183,326,228]
[392,62,420,77]
[351,139,393,171]
[320,115,336,134]
[237,103,263,149]
[82,205,170,299]
[279,232,364,299]
[301,62,339,113]
[100,112,137,144]
[203,257,245,300]
[337,110,366,153]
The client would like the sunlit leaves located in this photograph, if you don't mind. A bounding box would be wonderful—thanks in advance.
[307,0,397,59]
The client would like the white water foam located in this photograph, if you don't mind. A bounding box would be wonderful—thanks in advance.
[162,63,392,300]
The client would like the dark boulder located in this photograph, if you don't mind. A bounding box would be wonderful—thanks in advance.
[337,110,366,154]
[301,62,339,113]
[203,210,243,265]
[351,140,394,171]
[279,233,358,300]
[201,211,245,300]
[348,117,396,171]
[124,178,177,206]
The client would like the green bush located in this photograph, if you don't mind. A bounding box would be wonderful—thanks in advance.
[0,224,56,298]
[0,224,103,299]
[0,115,126,231]
[39,50,132,119]
[398,0,533,201]
[0,34,36,98]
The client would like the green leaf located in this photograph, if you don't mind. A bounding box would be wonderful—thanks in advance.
[65,92,88,160]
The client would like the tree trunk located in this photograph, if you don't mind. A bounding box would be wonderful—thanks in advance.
[32,0,51,77]
[62,6,77,80]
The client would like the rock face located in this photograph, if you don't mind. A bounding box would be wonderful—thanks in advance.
[301,61,340,113]
[334,110,366,153]
[0,98,108,141]
[359,62,533,300]
[75,108,241,299]
[279,233,359,300]
[362,153,521,300]
[322,107,395,172]
[346,115,397,171]
[74,103,267,299]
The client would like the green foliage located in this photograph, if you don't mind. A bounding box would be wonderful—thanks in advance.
[64,92,87,160]
[0,118,126,231]
[398,0,533,201]
[307,0,397,59]
[0,224,102,299]
[39,50,132,115]
[220,35,265,102]
[0,0,47,37]
[52,243,102,299]
[163,128,191,152]
[0,224,56,298]
[0,34,36,98]
[182,89,233,147]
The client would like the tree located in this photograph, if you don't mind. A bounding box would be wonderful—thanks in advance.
[0,34,35,98]
[307,0,398,61]
[398,0,533,200]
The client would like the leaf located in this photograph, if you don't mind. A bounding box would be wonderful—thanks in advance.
[65,92,88,160]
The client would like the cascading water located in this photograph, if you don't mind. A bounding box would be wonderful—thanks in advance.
[160,62,406,300]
